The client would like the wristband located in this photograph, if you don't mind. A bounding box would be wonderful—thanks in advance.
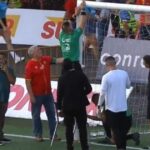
[80,11,86,15]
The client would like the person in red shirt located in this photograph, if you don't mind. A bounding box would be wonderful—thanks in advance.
[136,0,150,40]
[64,0,77,19]
[25,45,63,142]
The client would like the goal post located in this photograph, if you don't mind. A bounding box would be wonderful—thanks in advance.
[76,0,150,139]
[77,0,150,12]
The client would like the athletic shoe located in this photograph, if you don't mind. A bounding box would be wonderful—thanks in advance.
[97,137,112,144]
[50,136,61,141]
[2,138,11,143]
[142,146,150,149]
[0,141,4,146]
[74,140,80,143]
[132,132,140,146]
[35,137,44,142]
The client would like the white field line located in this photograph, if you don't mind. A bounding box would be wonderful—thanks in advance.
[4,133,148,150]
[5,133,49,140]
[90,142,148,150]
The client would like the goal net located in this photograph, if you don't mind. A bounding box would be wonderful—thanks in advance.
[77,0,150,134]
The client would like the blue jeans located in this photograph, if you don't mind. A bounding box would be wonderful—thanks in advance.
[0,102,8,140]
[31,94,56,138]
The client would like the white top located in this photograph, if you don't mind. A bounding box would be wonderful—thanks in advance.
[98,69,131,112]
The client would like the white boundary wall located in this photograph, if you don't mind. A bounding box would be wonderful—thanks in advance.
[6,78,133,123]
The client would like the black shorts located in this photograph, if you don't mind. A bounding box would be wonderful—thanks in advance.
[105,110,127,129]
[105,110,127,149]
[0,18,7,29]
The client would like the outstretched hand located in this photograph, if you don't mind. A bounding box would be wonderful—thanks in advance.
[80,0,86,9]
[97,109,106,122]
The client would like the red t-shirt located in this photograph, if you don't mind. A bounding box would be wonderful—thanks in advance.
[136,0,150,25]
[64,0,77,19]
[25,56,54,96]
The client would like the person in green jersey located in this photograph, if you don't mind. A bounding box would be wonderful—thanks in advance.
[59,0,87,69]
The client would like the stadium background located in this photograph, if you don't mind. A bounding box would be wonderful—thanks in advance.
[0,0,150,149]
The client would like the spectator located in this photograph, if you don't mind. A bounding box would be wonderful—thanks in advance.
[0,52,16,146]
[110,10,120,38]
[143,55,150,126]
[57,59,92,150]
[21,0,48,9]
[97,56,131,150]
[136,0,150,40]
[96,0,126,38]
[20,0,30,8]
[0,1,24,63]
[118,0,138,39]
[25,45,63,142]
[49,0,65,10]
[96,5,110,52]
[84,6,99,60]
[8,0,22,8]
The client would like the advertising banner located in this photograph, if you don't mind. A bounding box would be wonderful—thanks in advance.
[0,8,65,46]
[6,78,100,121]
[97,37,150,83]
[6,78,133,125]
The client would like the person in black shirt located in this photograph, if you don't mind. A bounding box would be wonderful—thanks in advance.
[57,59,92,150]
[143,55,150,121]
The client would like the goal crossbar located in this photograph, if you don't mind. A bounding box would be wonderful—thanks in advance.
[77,0,150,13]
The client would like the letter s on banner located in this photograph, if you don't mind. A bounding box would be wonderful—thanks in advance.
[41,21,55,39]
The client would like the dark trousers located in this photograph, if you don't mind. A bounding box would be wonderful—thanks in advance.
[105,110,127,150]
[64,108,89,150]
[103,112,132,140]
[103,121,111,138]
[147,98,150,119]
[0,102,8,141]
[31,94,56,138]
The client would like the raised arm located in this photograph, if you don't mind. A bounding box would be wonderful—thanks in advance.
[76,0,87,30]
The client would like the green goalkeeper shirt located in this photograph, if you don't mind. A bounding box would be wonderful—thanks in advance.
[59,28,83,62]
